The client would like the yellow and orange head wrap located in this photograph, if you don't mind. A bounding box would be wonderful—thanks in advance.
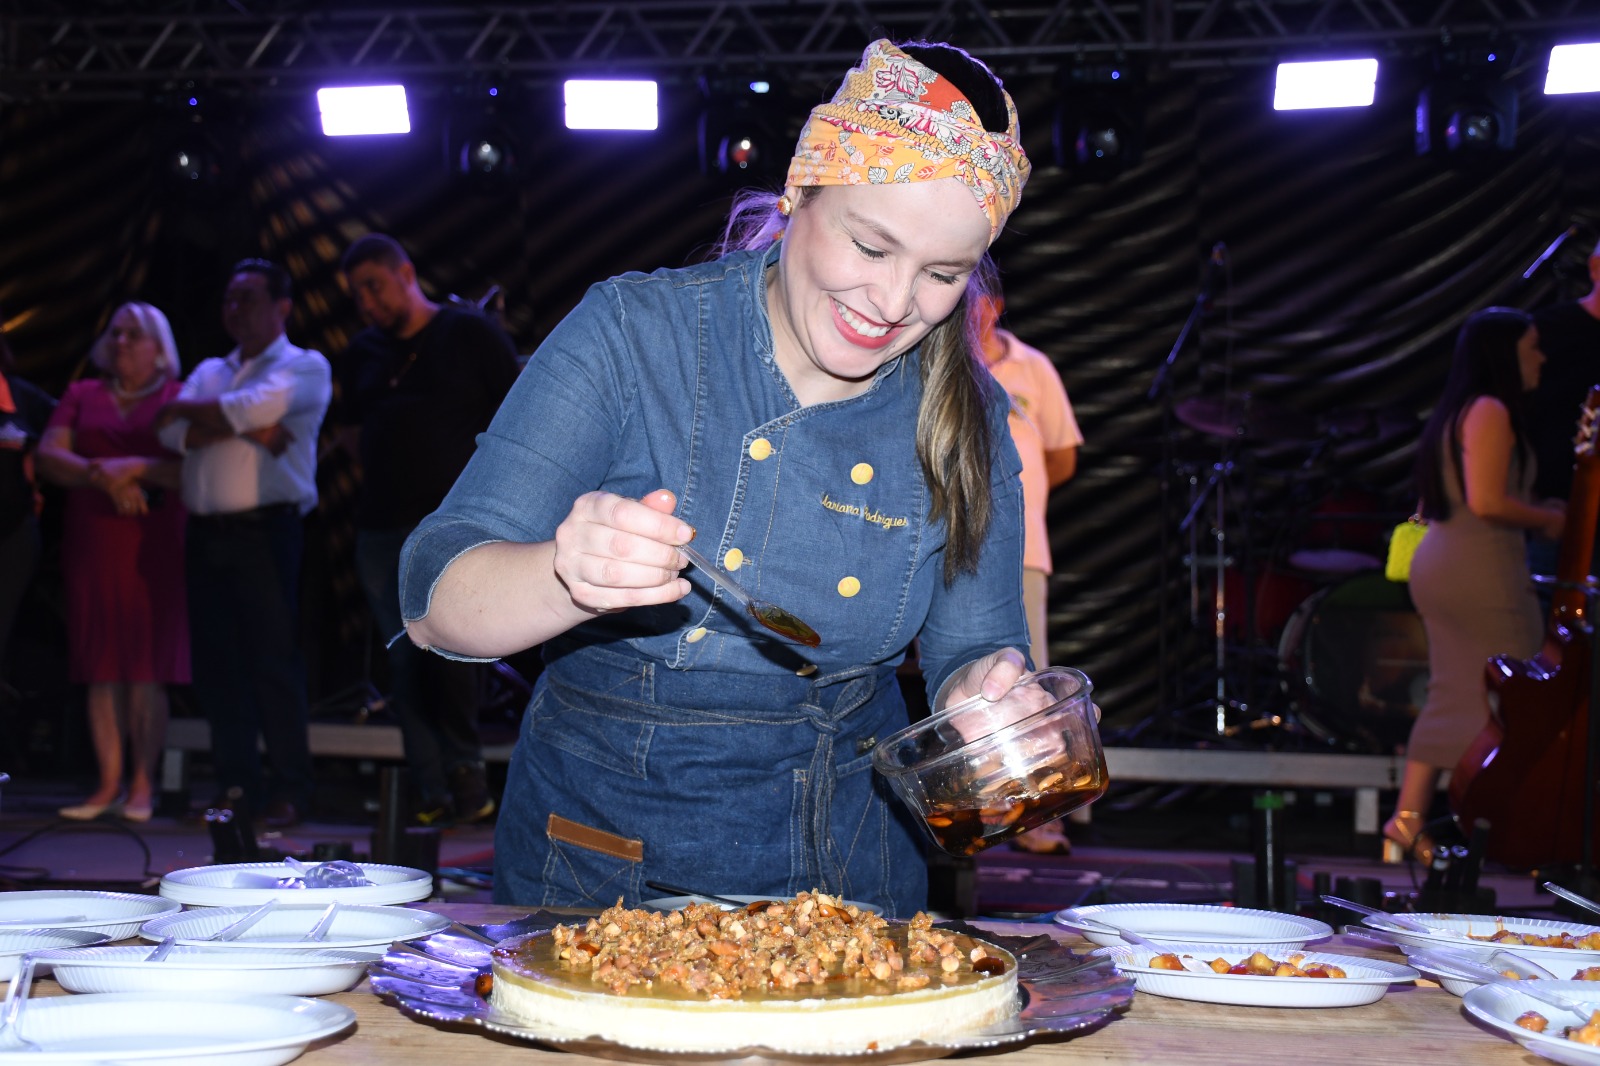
[785,39,1030,245]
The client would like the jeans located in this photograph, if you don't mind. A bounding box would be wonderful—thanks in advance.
[492,639,928,917]
[356,527,483,808]
[186,506,313,811]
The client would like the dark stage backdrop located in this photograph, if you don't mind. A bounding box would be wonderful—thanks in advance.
[3,60,1597,748]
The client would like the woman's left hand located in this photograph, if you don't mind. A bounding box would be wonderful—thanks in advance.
[936,647,1029,712]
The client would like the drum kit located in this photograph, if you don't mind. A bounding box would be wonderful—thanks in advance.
[1155,391,1427,754]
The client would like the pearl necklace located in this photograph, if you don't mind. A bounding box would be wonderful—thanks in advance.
[109,375,167,403]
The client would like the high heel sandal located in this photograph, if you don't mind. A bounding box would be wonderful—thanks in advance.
[58,792,125,821]
[1381,810,1436,865]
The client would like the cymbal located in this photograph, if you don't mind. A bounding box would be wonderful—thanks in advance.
[1175,395,1309,442]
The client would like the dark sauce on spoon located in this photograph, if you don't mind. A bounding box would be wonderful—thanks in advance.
[749,603,822,648]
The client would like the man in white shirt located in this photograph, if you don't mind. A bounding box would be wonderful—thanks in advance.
[156,258,331,829]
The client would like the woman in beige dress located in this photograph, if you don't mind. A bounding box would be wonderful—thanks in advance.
[1383,307,1564,863]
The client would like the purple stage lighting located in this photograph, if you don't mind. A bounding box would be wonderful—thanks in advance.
[316,85,411,136]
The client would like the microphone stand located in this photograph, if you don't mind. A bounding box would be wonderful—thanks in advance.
[1143,244,1226,735]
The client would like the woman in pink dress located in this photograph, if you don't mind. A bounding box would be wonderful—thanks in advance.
[37,302,189,821]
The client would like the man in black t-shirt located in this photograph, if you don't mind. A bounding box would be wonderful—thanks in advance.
[1528,238,1600,580]
[334,233,521,825]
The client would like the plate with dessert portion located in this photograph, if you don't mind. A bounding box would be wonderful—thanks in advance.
[1359,912,1600,966]
[1054,903,1332,950]
[369,893,1134,1062]
[1462,980,1600,1066]
[1094,943,1417,1007]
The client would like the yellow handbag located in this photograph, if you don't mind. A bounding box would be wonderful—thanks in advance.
[1385,515,1428,582]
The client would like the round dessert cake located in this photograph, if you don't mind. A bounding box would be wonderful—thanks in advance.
[488,892,1019,1053]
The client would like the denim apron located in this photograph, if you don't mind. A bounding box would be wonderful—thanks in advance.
[492,639,928,916]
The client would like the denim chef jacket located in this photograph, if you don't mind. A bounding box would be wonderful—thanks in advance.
[400,244,1028,916]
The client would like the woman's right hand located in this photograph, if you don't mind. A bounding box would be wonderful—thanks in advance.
[1540,502,1567,542]
[551,489,693,615]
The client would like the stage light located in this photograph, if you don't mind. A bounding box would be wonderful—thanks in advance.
[1416,82,1517,154]
[697,77,788,181]
[1273,59,1379,110]
[564,80,658,131]
[1546,43,1600,94]
[1052,64,1144,181]
[317,85,410,136]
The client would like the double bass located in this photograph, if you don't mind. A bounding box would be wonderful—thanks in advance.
[1450,385,1600,869]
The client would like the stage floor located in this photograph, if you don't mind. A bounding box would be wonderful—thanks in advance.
[0,776,1567,923]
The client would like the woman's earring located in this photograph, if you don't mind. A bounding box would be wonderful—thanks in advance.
[777,194,793,217]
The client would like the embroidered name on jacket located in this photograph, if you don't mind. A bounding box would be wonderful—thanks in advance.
[820,492,908,530]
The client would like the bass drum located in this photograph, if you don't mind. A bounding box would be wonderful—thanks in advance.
[1277,573,1430,754]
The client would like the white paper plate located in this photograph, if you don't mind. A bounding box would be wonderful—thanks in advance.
[1055,903,1332,950]
[0,891,180,941]
[0,930,109,981]
[1362,913,1600,967]
[1463,980,1600,1066]
[641,894,884,915]
[34,944,373,996]
[1096,943,1417,1007]
[0,991,353,1065]
[160,861,433,907]
[140,903,452,951]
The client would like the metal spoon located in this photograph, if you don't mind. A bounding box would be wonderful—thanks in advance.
[1544,881,1600,920]
[679,543,821,648]
[1319,894,1441,935]
[0,954,40,1051]
[643,880,753,909]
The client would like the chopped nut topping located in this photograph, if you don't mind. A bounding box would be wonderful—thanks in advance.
[536,891,1008,999]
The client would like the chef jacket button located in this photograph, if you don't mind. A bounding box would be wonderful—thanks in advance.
[686,627,708,643]
[749,438,773,461]
[837,576,861,598]
[851,462,874,485]
[796,663,818,676]
[724,548,745,570]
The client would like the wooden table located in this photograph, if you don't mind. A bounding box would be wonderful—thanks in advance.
[35,902,1529,1064]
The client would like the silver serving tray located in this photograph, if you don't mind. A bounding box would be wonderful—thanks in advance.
[370,913,1133,1064]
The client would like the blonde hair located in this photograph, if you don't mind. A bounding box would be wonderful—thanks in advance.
[90,302,181,380]
[717,188,1001,581]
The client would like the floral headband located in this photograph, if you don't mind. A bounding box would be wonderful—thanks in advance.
[785,39,1030,245]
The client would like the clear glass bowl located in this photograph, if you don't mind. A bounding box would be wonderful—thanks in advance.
[872,667,1107,856]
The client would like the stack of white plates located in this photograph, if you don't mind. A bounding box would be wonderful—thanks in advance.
[0,890,180,941]
[159,861,433,907]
